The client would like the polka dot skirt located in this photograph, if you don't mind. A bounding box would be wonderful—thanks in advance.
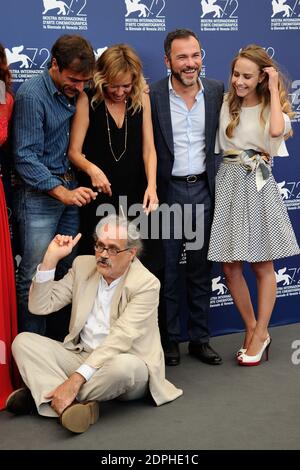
[208,162,300,262]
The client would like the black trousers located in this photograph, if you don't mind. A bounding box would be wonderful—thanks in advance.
[163,178,213,344]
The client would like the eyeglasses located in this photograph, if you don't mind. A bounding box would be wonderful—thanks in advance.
[94,243,130,256]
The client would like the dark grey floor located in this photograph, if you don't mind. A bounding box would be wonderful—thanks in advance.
[1,323,300,450]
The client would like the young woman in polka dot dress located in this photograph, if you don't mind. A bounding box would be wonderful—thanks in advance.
[208,45,299,366]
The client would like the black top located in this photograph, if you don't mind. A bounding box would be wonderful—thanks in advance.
[79,89,146,210]
[78,89,149,254]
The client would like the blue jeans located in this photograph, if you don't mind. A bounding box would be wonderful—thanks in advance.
[14,183,80,335]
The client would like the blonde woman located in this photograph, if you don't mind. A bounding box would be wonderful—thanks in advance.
[208,45,299,365]
[68,44,158,255]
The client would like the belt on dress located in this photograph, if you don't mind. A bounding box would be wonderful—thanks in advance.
[53,168,75,182]
[223,149,270,192]
[171,172,207,183]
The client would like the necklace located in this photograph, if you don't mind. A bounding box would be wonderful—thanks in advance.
[104,101,127,162]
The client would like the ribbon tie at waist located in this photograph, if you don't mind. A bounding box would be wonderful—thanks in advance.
[223,149,270,191]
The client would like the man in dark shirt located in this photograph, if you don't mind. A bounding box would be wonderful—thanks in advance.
[13,35,97,335]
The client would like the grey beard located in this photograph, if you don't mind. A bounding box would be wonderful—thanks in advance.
[171,70,200,87]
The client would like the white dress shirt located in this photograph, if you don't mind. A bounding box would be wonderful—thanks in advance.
[169,76,206,176]
[35,265,123,381]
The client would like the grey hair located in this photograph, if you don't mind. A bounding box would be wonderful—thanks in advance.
[94,215,143,256]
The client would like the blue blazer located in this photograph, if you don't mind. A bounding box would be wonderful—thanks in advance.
[150,76,224,203]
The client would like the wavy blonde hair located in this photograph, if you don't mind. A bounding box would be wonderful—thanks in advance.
[91,44,146,114]
[226,44,294,138]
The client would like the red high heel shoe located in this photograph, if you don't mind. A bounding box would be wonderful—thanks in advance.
[238,337,272,366]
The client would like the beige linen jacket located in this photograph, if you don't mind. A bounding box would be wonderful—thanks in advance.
[29,256,183,406]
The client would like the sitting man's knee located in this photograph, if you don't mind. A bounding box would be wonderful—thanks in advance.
[108,354,147,383]
[12,332,34,356]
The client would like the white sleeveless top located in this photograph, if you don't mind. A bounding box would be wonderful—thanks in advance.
[215,100,291,157]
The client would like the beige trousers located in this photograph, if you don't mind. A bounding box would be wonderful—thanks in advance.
[12,332,149,417]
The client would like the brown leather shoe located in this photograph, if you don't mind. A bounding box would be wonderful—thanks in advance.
[6,387,36,415]
[60,401,99,434]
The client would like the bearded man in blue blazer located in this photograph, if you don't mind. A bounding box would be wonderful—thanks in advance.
[150,29,224,366]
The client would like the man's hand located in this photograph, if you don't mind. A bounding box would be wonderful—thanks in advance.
[44,373,86,416]
[40,233,82,270]
[49,185,98,207]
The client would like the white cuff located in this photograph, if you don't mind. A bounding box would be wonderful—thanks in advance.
[35,264,56,283]
[76,364,97,382]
